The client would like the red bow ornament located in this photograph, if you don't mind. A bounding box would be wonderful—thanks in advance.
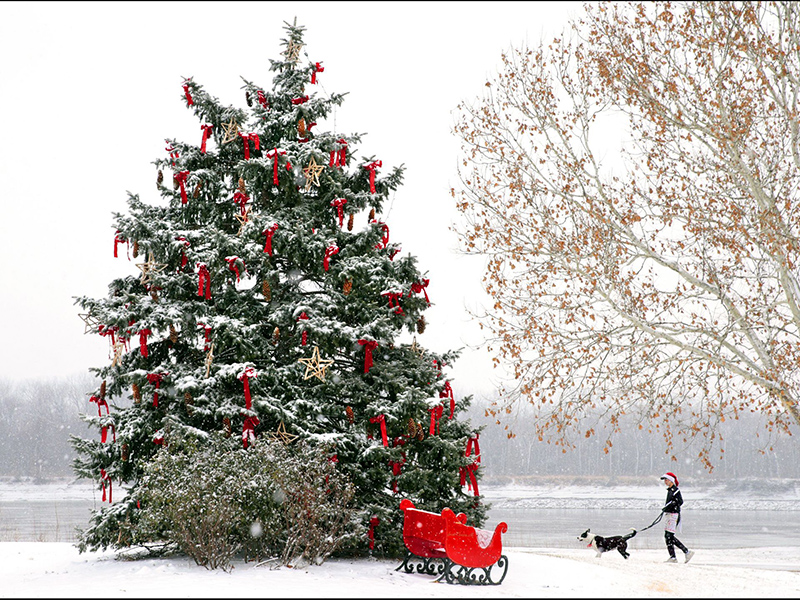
[429,404,444,436]
[291,95,309,105]
[200,124,213,153]
[238,366,257,410]
[138,328,152,358]
[257,90,268,108]
[372,220,390,249]
[369,414,388,447]
[242,415,260,449]
[331,198,347,227]
[358,339,379,373]
[368,515,380,551]
[330,138,347,167]
[146,372,167,408]
[323,245,339,271]
[363,160,382,194]
[311,61,324,84]
[166,141,180,166]
[113,231,129,259]
[440,381,455,419]
[263,223,279,255]
[225,256,245,282]
[265,148,291,186]
[381,292,404,315]
[233,191,249,216]
[90,395,110,416]
[174,171,190,204]
[239,132,260,160]
[197,322,212,352]
[175,236,190,269]
[197,263,212,299]
[182,78,194,107]
[297,312,310,346]
[409,279,430,304]
[100,468,113,503]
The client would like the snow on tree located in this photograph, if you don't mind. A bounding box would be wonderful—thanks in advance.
[451,1,800,469]
[72,20,486,557]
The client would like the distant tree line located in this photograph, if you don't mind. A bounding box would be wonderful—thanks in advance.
[0,375,797,481]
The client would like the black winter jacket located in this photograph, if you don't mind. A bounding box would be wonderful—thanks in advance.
[663,486,683,514]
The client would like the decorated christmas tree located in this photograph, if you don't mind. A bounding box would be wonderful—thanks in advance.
[72,20,486,557]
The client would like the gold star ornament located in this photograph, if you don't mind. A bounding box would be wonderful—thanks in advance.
[266,421,299,445]
[79,312,100,334]
[302,156,325,192]
[284,38,303,63]
[135,251,167,287]
[297,345,334,381]
[221,119,240,145]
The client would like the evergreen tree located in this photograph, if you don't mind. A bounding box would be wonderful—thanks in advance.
[72,21,486,557]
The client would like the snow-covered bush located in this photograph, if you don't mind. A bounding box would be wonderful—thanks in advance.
[136,435,358,570]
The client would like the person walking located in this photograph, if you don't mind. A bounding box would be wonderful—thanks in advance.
[660,472,695,563]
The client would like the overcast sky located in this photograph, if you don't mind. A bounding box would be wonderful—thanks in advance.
[0,1,578,396]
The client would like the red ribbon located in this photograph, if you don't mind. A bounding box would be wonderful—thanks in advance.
[358,339,378,373]
[100,469,112,503]
[197,263,211,299]
[363,160,382,194]
[166,141,179,166]
[176,236,190,268]
[330,139,347,167]
[233,191,249,216]
[263,223,279,255]
[182,79,193,106]
[311,61,324,84]
[242,415,260,449]
[369,414,388,447]
[240,132,260,160]
[174,171,190,204]
[90,395,109,416]
[409,279,430,304]
[381,292,404,315]
[297,312,309,346]
[226,256,244,282]
[372,220,389,249]
[429,404,443,435]
[466,433,481,464]
[200,124,213,153]
[257,90,268,108]
[113,231,128,259]
[266,148,289,185]
[101,422,116,444]
[197,322,212,351]
[139,329,152,358]
[291,95,309,105]
[440,381,455,419]
[238,366,257,410]
[389,437,407,493]
[323,245,339,271]
[368,515,380,551]
[153,432,164,445]
[460,462,480,496]
[146,373,166,408]
[331,198,347,227]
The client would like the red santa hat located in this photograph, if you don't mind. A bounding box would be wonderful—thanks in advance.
[660,472,679,486]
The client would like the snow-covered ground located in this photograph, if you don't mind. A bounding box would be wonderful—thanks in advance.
[1,542,798,598]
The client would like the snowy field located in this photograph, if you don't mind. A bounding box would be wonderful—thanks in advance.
[1,542,798,598]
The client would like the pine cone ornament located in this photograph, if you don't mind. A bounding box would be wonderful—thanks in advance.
[346,406,355,425]
[273,326,280,343]
[157,169,163,188]
[416,426,425,441]
[132,240,139,258]
[173,174,180,191]
[184,392,193,416]
[417,316,426,334]
[343,279,353,296]
[369,208,375,221]
[192,180,203,199]
[245,91,253,107]
[132,383,141,404]
[100,380,107,400]
[121,443,129,462]
[169,325,179,344]
[238,177,246,194]
[407,418,416,437]
[347,213,354,231]
[223,417,232,437]
[297,117,307,137]
[263,280,272,301]
[150,289,159,303]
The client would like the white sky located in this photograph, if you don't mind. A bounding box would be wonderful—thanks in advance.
[0,1,579,395]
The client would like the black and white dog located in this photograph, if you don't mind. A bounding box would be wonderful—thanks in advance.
[577,528,637,559]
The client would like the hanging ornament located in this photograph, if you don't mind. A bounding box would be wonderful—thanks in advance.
[192,180,203,199]
[363,160,382,195]
[323,244,339,271]
[220,119,240,145]
[223,416,232,437]
[132,240,139,258]
[169,325,179,344]
[175,236,190,268]
[372,220,390,249]
[284,37,303,62]
[78,312,100,335]
[132,383,141,404]
[297,312,310,346]
[204,342,215,378]
[297,345,334,381]
[242,415,260,449]
[407,418,417,438]
[303,156,325,191]
[238,177,247,194]
[409,279,431,304]
[111,340,126,367]
[150,288,160,303]
[369,414,388,447]
[311,61,324,84]
[428,404,444,435]
[238,366,257,410]
[263,223,279,255]
[100,469,113,503]
[198,322,212,352]
[358,339,379,374]
[197,262,212,299]
[331,198,347,227]
[343,278,353,296]
[368,515,380,551]
[265,148,290,186]
[266,421,299,444]
[346,406,355,425]
[184,391,194,416]
[157,169,163,188]
[146,372,167,408]
[330,138,347,167]
[417,316,426,334]
[200,124,213,153]
[225,256,245,283]
[381,292,404,315]
[113,231,129,259]
[291,95,309,105]
[138,328,152,357]
[135,251,166,287]
[181,77,194,107]
[121,443,129,462]
[369,208,376,221]
[440,381,455,419]
[166,141,180,167]
[262,280,272,301]
[239,132,260,160]
[297,117,307,138]
[411,337,425,359]
[245,90,253,107]
[233,190,249,216]
[100,380,107,400]
[256,90,268,108]
[273,326,281,344]
[347,213,354,231]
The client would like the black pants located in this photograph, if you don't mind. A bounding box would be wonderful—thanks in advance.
[664,531,689,558]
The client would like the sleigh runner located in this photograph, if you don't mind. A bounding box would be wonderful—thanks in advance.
[396,499,509,585]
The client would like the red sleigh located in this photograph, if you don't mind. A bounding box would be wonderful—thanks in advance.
[397,499,509,585]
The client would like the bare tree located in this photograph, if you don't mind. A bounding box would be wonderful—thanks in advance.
[452,1,800,469]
